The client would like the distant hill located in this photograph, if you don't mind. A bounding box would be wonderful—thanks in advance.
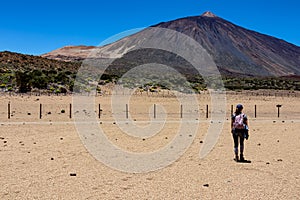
[0,51,80,93]
[0,51,80,72]
[42,11,300,78]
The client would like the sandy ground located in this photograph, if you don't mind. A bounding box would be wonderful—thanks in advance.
[0,91,299,199]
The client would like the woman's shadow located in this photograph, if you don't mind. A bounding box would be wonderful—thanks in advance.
[237,159,251,163]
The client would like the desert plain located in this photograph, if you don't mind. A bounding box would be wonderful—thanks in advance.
[0,90,299,199]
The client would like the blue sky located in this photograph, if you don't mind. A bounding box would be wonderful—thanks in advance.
[1,0,299,55]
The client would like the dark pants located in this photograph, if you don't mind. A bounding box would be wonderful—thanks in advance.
[232,130,245,155]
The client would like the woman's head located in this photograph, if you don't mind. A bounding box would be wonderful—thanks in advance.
[236,104,243,112]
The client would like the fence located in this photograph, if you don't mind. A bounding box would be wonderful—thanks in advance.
[0,102,299,121]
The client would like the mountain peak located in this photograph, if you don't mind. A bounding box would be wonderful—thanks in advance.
[201,11,217,18]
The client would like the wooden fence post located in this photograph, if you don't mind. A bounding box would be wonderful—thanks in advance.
[8,103,10,119]
[180,104,183,119]
[40,104,42,119]
[206,105,209,119]
[126,104,128,119]
[98,104,101,119]
[69,103,72,119]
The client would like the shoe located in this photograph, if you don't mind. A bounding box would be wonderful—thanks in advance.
[240,154,245,162]
[234,155,239,162]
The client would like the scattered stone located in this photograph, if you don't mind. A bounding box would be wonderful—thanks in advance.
[277,159,283,162]
[165,137,168,139]
[99,122,102,124]
[115,138,118,141]
[277,140,280,143]
[282,121,285,123]
[27,113,31,115]
[113,122,116,125]
[70,173,77,176]
[51,158,54,160]
[203,184,209,187]
[60,138,63,140]
[33,142,36,145]
[257,143,261,146]
[28,151,30,154]
[273,121,276,123]
[142,138,146,141]
[200,141,203,143]
[134,119,137,121]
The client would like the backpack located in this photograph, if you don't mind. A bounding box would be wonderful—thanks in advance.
[233,113,244,129]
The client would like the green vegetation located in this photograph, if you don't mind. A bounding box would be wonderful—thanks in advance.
[0,51,299,93]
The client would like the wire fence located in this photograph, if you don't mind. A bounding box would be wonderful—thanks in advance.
[0,102,299,122]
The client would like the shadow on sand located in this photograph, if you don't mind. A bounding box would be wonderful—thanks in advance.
[234,159,251,163]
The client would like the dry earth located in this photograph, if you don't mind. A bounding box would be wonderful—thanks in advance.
[0,91,299,199]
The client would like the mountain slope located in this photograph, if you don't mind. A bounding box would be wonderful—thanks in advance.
[41,11,300,77]
[153,11,300,76]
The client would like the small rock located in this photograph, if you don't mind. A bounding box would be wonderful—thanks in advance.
[165,137,168,139]
[0,137,4,140]
[113,122,116,125]
[277,159,283,162]
[282,121,285,123]
[51,158,54,160]
[203,184,209,187]
[200,141,203,143]
[3,141,7,144]
[277,140,280,143]
[257,143,261,146]
[27,113,31,115]
[142,138,146,141]
[273,121,276,123]
[70,173,77,176]
[60,138,63,140]
[99,122,102,124]
[47,112,51,115]
[266,162,270,165]
[189,134,192,137]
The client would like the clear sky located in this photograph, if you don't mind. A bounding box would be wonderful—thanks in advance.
[1,0,299,55]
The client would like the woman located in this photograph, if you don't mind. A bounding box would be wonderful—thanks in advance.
[231,104,249,162]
